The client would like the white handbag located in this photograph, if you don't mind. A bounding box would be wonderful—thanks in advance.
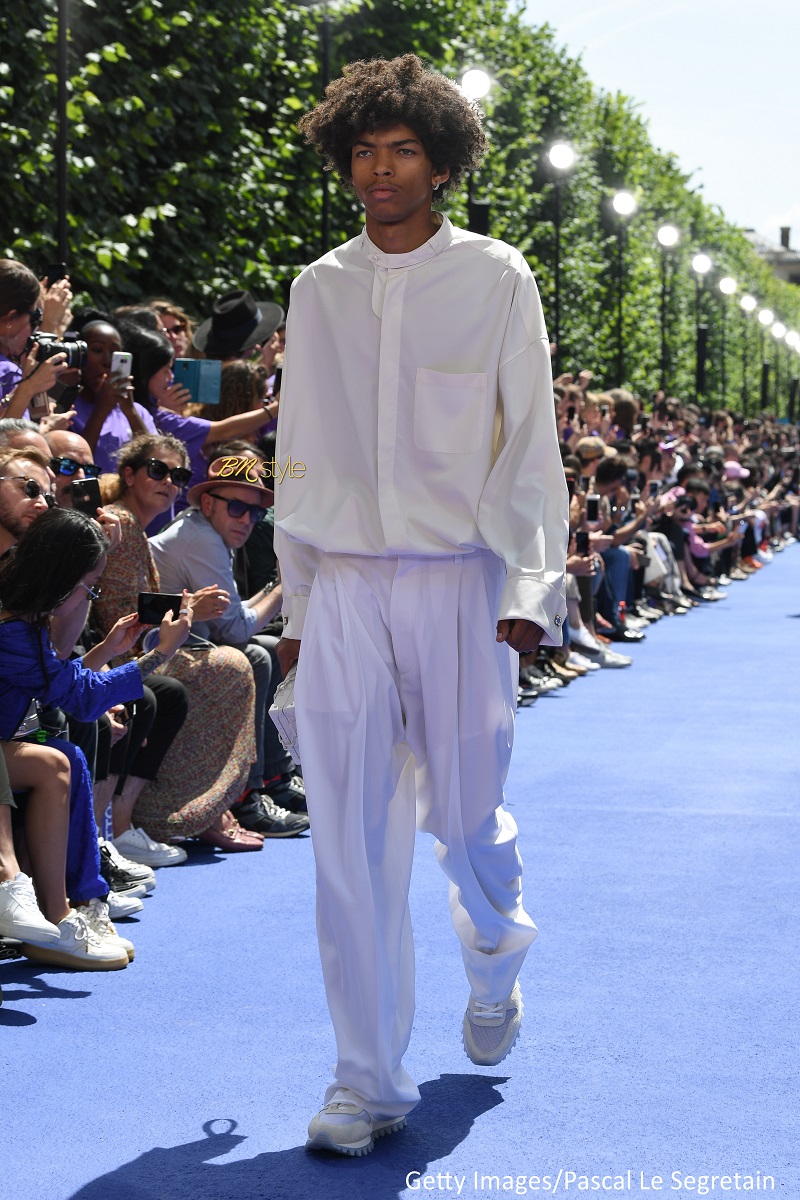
[268,664,301,766]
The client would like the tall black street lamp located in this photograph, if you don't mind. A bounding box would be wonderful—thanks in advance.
[611,190,636,386]
[718,275,737,405]
[771,321,787,414]
[546,142,576,375]
[758,308,774,410]
[656,224,680,392]
[739,293,757,415]
[691,253,712,406]
[460,69,493,235]
[56,0,70,260]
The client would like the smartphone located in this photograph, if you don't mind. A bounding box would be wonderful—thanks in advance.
[566,405,576,422]
[173,358,221,406]
[71,477,102,516]
[576,530,590,556]
[137,592,182,625]
[600,404,609,419]
[271,365,283,397]
[586,494,600,522]
[648,480,660,498]
[44,261,68,287]
[580,475,592,491]
[110,351,132,377]
[626,467,639,486]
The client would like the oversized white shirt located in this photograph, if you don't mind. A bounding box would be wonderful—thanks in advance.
[274,215,568,644]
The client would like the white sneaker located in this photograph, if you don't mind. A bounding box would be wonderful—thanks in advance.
[77,897,134,962]
[306,1102,407,1157]
[463,981,523,1066]
[568,651,600,672]
[0,873,60,944]
[106,890,144,919]
[113,826,188,868]
[570,626,602,653]
[594,647,633,668]
[21,909,128,971]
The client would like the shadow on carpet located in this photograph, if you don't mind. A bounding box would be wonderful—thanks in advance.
[67,1073,508,1200]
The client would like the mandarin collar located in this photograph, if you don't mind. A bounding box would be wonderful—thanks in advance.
[360,214,453,270]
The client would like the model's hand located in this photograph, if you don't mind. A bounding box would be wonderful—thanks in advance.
[276,637,301,677]
[496,619,545,654]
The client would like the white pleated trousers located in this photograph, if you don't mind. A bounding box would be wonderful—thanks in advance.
[294,551,538,1118]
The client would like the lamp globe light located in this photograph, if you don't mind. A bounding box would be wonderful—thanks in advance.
[657,224,680,247]
[771,322,787,339]
[719,276,737,295]
[740,294,757,312]
[460,68,492,101]
[548,142,576,171]
[692,253,712,275]
[612,190,637,216]
[758,308,774,326]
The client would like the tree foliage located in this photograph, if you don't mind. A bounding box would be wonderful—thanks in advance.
[2,0,798,409]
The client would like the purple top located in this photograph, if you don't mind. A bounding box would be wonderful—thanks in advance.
[71,394,157,472]
[147,407,212,535]
[0,354,22,402]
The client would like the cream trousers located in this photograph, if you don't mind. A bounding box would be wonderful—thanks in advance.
[295,551,538,1117]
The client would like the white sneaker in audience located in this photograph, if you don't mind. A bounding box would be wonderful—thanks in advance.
[77,897,135,962]
[568,651,600,673]
[0,873,60,943]
[21,909,128,971]
[106,891,144,919]
[113,826,188,867]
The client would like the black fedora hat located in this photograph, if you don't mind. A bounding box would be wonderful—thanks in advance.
[193,289,284,357]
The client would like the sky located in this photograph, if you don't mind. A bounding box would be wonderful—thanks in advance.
[523,0,800,248]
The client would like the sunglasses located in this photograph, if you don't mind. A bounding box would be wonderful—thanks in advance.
[207,492,266,523]
[0,475,55,507]
[50,456,102,478]
[20,306,43,329]
[133,458,192,489]
[79,580,102,601]
[162,322,186,336]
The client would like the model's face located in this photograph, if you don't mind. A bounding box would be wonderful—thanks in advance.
[0,460,53,541]
[350,124,449,228]
[82,323,122,392]
[201,484,263,549]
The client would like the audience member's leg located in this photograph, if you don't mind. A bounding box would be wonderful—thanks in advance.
[3,740,71,924]
[115,677,188,836]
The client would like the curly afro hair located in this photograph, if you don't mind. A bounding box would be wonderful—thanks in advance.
[298,54,487,196]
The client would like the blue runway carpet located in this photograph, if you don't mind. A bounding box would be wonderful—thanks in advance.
[3,551,798,1199]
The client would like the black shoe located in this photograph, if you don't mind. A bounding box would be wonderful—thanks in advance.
[607,627,645,643]
[98,841,151,895]
[264,773,307,814]
[235,792,310,837]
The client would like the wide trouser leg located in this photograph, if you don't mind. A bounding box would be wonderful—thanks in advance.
[395,553,537,1005]
[296,556,418,1119]
[296,552,537,1116]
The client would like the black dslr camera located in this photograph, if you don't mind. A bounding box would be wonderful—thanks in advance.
[26,331,88,370]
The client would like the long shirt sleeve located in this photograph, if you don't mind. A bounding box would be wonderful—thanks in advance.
[274,216,567,643]
[0,621,143,740]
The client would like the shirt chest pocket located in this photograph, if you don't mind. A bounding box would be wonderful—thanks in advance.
[413,368,488,455]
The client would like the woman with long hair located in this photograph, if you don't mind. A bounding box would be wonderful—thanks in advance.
[0,258,71,418]
[0,506,191,968]
[93,432,261,849]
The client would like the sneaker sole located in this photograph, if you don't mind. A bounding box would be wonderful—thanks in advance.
[105,881,148,898]
[20,943,129,971]
[305,1115,407,1157]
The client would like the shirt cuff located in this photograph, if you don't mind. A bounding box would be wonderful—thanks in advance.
[498,576,567,647]
[282,594,310,640]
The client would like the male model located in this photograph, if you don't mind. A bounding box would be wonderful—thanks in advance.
[274,53,568,1156]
